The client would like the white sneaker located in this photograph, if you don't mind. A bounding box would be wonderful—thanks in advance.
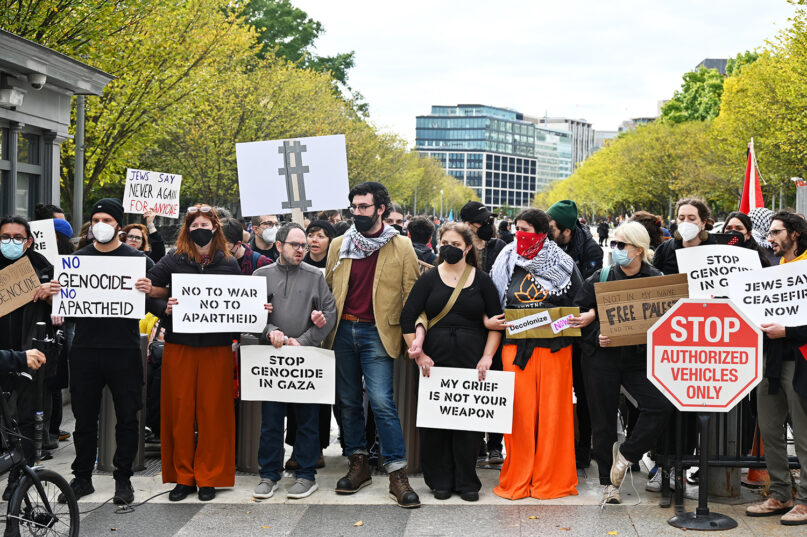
[646,469,663,492]
[603,485,621,504]
[253,478,279,499]
[610,443,631,488]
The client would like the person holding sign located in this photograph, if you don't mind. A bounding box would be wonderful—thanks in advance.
[572,222,673,505]
[488,208,582,500]
[147,204,240,502]
[722,211,774,268]
[652,198,718,275]
[401,222,502,502]
[745,211,807,525]
[122,210,166,263]
[251,223,336,500]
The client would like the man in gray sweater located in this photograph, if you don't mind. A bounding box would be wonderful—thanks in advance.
[252,223,336,500]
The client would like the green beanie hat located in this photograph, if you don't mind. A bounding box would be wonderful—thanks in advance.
[546,200,578,231]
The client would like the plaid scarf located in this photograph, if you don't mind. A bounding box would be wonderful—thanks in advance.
[334,224,399,269]
[490,240,575,309]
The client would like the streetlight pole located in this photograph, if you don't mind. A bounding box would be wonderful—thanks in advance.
[440,189,444,219]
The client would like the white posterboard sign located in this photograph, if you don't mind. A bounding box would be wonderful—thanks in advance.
[676,245,762,298]
[52,255,145,319]
[29,219,58,266]
[122,168,182,218]
[727,260,807,326]
[171,273,267,333]
[240,345,335,404]
[417,367,515,434]
[236,134,349,217]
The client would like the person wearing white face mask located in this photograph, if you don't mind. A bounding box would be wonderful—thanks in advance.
[651,198,717,276]
[250,214,280,262]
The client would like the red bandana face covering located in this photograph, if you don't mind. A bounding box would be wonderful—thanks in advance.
[515,231,548,260]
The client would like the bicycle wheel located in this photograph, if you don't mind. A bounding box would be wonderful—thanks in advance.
[6,468,79,537]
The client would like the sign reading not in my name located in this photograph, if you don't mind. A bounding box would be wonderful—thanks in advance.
[0,257,40,317]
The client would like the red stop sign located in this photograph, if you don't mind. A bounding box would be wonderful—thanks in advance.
[647,298,763,412]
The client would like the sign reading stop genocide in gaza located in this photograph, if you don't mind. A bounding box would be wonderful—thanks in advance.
[647,299,762,412]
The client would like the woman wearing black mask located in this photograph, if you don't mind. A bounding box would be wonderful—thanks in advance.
[147,204,240,502]
[401,222,502,502]
[723,211,773,267]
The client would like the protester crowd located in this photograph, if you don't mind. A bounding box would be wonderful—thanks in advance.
[0,185,805,525]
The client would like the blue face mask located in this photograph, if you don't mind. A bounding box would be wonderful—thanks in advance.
[611,247,634,267]
[0,241,25,261]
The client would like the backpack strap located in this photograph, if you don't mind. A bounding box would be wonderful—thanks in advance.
[599,265,613,283]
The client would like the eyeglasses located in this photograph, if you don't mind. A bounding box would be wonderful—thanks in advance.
[349,203,376,214]
[768,228,786,238]
[187,206,212,214]
[0,236,26,245]
[259,221,277,228]
[283,241,307,251]
[610,240,633,250]
[126,234,143,242]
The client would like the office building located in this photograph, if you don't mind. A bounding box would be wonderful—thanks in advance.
[533,116,594,169]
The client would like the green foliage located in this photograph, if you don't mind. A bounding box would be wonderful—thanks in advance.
[660,67,725,124]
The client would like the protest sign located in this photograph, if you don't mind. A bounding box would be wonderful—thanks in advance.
[236,134,349,217]
[240,345,335,404]
[122,168,182,218]
[0,257,40,317]
[595,273,688,347]
[551,314,575,334]
[29,219,58,266]
[727,260,807,326]
[676,245,761,298]
[417,367,515,434]
[504,307,580,339]
[52,255,145,318]
[171,274,267,333]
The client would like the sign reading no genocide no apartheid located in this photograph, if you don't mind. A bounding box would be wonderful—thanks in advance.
[727,259,807,326]
[122,168,182,218]
[676,245,762,299]
[235,134,349,217]
[171,273,267,333]
[240,345,335,404]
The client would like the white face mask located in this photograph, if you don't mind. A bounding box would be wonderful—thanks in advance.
[262,227,277,244]
[677,222,701,242]
[92,222,116,244]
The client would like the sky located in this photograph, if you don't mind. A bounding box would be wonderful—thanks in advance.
[293,0,797,144]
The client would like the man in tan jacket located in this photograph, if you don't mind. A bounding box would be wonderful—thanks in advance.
[325,181,421,508]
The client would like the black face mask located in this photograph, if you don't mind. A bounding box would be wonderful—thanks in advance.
[726,230,746,247]
[392,224,404,235]
[440,245,465,264]
[189,228,214,247]
[476,222,494,241]
[353,214,378,233]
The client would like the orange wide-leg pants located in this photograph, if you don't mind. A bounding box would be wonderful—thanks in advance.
[494,344,578,500]
[161,342,236,487]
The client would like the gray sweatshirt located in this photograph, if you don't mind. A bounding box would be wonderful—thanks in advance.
[253,261,336,347]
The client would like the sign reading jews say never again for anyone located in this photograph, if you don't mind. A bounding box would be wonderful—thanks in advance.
[29,219,58,266]
[727,260,807,327]
[675,245,761,299]
[236,134,349,217]
[0,257,40,318]
[240,345,335,405]
[122,168,182,218]
[417,367,515,434]
[171,274,267,333]
[52,255,145,319]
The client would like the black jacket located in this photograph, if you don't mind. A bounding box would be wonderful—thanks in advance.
[147,250,241,347]
[0,349,26,375]
[597,222,609,238]
[480,238,506,274]
[652,234,718,275]
[0,249,53,352]
[412,242,437,265]
[561,222,603,280]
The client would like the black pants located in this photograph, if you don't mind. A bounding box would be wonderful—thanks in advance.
[286,404,331,451]
[582,350,673,485]
[572,343,591,464]
[420,428,482,493]
[69,347,143,481]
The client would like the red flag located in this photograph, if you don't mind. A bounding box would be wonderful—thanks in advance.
[740,140,764,214]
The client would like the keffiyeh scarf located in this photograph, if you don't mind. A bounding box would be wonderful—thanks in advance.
[490,239,575,309]
[749,207,774,250]
[333,224,399,270]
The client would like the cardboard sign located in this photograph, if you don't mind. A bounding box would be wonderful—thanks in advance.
[171,273,267,333]
[29,219,58,266]
[417,260,434,276]
[53,255,145,318]
[240,345,335,404]
[0,257,40,317]
[676,245,762,298]
[727,260,807,326]
[595,273,689,347]
[236,134,349,217]
[504,307,581,339]
[122,168,182,218]
[417,367,515,434]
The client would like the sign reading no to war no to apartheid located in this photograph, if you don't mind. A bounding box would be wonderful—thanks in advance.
[52,255,145,319]
[29,219,58,266]
[122,168,182,218]
[240,345,335,404]
[595,273,689,347]
[171,273,267,333]
[0,257,40,318]
[675,245,762,299]
[727,259,807,327]
[417,367,515,434]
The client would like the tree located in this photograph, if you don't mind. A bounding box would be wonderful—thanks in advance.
[660,67,725,124]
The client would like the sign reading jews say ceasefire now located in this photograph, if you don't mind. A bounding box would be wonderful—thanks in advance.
[647,299,762,412]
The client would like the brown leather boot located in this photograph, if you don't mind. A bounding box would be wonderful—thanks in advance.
[388,467,420,508]
[335,453,372,494]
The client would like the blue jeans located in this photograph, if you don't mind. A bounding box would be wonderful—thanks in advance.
[258,401,319,481]
[333,321,407,472]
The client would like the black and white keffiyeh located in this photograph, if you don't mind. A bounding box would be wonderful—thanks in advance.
[748,207,774,250]
[490,239,575,308]
[334,224,399,269]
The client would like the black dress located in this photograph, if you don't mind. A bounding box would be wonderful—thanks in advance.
[401,267,502,494]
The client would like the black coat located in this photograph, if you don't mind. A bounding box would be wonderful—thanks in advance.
[561,223,603,280]
[652,234,718,275]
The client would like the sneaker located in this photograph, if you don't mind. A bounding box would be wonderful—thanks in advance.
[781,504,807,526]
[113,478,134,505]
[58,477,94,504]
[388,468,420,508]
[253,479,280,499]
[168,484,196,502]
[603,485,621,504]
[646,468,663,492]
[335,453,372,494]
[58,430,71,442]
[287,478,318,499]
[609,442,631,488]
[746,497,794,517]
[487,449,504,465]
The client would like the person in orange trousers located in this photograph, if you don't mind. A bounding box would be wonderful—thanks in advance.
[488,208,580,500]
